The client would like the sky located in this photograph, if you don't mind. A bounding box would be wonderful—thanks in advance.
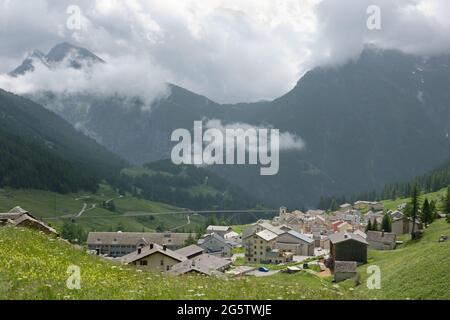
[1,0,450,104]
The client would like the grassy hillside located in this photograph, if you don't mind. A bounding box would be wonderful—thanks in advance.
[0,185,206,233]
[382,187,447,211]
[355,219,450,299]
[121,160,264,213]
[1,218,449,299]
[0,226,360,300]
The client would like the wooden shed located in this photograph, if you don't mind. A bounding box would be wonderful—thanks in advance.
[329,232,368,264]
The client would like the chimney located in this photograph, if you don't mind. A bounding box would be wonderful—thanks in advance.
[163,245,167,251]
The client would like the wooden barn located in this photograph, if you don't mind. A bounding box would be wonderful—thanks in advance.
[329,232,368,264]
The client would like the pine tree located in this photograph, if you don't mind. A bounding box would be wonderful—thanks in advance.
[421,198,433,227]
[407,183,421,239]
[381,213,392,232]
[366,219,372,232]
[330,198,338,212]
[444,185,450,214]
[372,219,379,231]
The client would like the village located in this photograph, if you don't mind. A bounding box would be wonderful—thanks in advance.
[0,199,426,283]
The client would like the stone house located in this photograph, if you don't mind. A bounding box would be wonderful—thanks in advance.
[366,230,396,250]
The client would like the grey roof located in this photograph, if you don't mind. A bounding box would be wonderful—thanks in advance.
[256,229,278,242]
[0,208,57,234]
[334,261,357,273]
[198,232,232,248]
[168,253,232,276]
[0,213,23,220]
[121,243,187,264]
[287,230,314,244]
[257,222,285,236]
[0,206,37,220]
[352,230,367,239]
[328,232,368,245]
[206,225,232,232]
[366,231,396,244]
[87,232,192,246]
[175,244,205,258]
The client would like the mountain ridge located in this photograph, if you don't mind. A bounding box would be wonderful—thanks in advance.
[9,43,450,207]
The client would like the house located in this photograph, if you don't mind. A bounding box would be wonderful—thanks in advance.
[276,230,315,256]
[332,220,353,233]
[175,244,205,259]
[244,229,293,264]
[354,201,384,211]
[87,232,192,257]
[197,233,233,257]
[365,211,384,225]
[242,220,285,239]
[121,243,187,272]
[319,235,330,250]
[352,229,367,239]
[389,210,405,220]
[336,221,353,233]
[339,203,352,211]
[333,261,358,282]
[167,253,232,276]
[224,230,240,243]
[206,225,233,238]
[0,207,58,236]
[329,232,368,264]
[366,231,396,250]
[391,216,423,235]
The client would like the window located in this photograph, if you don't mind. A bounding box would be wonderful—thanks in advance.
[166,265,170,271]
[160,260,164,266]
[140,260,147,266]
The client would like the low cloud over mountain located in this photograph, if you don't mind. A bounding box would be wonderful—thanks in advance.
[2,0,450,103]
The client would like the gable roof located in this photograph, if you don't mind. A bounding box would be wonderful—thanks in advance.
[329,232,368,245]
[352,230,367,239]
[258,222,285,236]
[0,206,38,221]
[198,232,232,247]
[167,253,232,276]
[0,208,57,234]
[121,243,187,264]
[206,225,232,232]
[87,232,191,246]
[286,230,314,244]
[175,244,204,258]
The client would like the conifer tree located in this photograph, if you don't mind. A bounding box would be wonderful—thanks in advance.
[381,213,392,232]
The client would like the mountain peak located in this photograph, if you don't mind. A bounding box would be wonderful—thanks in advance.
[46,42,104,66]
[8,43,104,77]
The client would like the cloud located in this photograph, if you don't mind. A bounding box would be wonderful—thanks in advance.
[0,53,170,108]
[205,119,305,152]
[1,0,450,103]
